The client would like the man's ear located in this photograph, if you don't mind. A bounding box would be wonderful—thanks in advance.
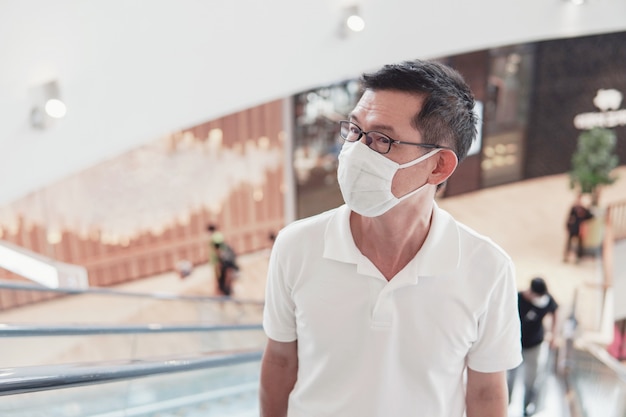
[428,149,458,186]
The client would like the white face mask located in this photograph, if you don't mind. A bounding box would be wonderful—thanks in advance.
[531,294,550,308]
[337,140,441,217]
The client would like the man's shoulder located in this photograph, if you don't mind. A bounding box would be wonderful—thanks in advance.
[444,212,510,257]
[277,206,343,242]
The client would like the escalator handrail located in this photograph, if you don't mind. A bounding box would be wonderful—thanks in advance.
[0,322,263,337]
[0,350,263,396]
[0,279,264,305]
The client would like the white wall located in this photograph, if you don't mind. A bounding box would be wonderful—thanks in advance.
[1,0,625,205]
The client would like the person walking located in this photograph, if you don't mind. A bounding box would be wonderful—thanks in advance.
[207,223,225,293]
[564,195,593,263]
[507,277,559,416]
[213,241,239,296]
[260,59,522,417]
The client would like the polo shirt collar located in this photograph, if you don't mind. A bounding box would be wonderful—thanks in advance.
[323,203,460,277]
[323,205,359,263]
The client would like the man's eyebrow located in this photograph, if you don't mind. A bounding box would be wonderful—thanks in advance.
[348,114,396,134]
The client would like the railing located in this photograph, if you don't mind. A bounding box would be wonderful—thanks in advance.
[583,199,626,334]
[0,350,263,417]
[0,313,266,416]
[563,196,626,417]
[600,199,626,290]
[0,282,265,361]
[563,339,626,417]
[0,322,263,337]
[0,279,264,306]
[0,350,262,396]
[0,319,265,392]
[607,200,626,242]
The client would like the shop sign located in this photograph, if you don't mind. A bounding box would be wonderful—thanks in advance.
[574,88,626,130]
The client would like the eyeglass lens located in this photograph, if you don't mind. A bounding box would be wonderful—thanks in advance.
[340,121,392,154]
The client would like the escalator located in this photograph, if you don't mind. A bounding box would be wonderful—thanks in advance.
[564,341,626,417]
[0,281,265,416]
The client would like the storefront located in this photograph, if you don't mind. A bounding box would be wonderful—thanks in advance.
[291,31,626,219]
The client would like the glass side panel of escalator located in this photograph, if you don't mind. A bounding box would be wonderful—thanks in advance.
[0,361,261,417]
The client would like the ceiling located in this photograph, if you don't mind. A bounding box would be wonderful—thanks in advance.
[1,0,625,205]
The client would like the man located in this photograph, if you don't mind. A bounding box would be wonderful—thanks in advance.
[507,277,558,416]
[260,59,522,417]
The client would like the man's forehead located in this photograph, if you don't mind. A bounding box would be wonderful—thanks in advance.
[350,90,423,130]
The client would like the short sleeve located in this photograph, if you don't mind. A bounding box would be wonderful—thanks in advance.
[467,259,522,372]
[262,235,297,342]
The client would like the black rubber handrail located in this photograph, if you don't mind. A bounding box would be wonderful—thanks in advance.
[0,322,263,337]
[0,350,263,396]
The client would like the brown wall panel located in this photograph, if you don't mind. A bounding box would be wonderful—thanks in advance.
[0,100,287,311]
[441,51,490,196]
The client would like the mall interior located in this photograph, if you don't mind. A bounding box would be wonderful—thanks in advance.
[1,1,626,416]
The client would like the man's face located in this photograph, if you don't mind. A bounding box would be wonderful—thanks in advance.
[349,90,427,163]
[348,89,435,198]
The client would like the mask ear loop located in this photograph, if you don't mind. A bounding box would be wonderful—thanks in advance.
[394,149,443,202]
[397,148,442,170]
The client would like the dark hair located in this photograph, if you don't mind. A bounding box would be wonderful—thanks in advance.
[207,224,217,232]
[530,277,548,295]
[360,59,477,161]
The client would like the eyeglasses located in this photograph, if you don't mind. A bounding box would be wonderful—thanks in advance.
[339,120,447,155]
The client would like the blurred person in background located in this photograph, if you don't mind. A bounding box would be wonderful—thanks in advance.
[207,223,225,293]
[507,276,559,416]
[564,194,593,263]
[213,241,239,296]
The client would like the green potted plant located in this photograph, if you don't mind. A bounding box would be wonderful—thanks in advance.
[569,127,619,205]
[568,127,620,252]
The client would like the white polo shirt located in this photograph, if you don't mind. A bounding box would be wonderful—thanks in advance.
[263,204,522,417]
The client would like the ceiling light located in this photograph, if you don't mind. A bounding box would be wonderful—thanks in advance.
[45,98,67,118]
[29,80,67,129]
[346,14,365,32]
[339,5,365,38]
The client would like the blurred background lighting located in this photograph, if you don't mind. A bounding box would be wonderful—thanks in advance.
[346,14,365,32]
[45,98,67,118]
[29,80,66,129]
[339,5,365,37]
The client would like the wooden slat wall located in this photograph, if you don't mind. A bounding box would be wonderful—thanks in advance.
[0,100,286,311]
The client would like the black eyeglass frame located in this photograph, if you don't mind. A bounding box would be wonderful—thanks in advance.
[339,120,449,155]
